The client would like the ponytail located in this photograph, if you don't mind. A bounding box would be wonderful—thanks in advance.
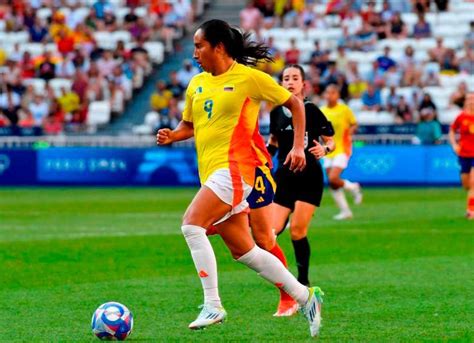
[199,19,274,66]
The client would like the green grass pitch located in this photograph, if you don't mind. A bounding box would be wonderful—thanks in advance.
[0,187,473,342]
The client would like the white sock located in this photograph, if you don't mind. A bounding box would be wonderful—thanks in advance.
[343,179,357,192]
[237,245,309,305]
[181,225,221,308]
[330,188,351,213]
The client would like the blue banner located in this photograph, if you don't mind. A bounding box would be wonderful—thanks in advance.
[0,146,462,186]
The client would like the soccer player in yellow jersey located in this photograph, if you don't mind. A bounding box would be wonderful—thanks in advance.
[156,19,324,337]
[321,84,363,220]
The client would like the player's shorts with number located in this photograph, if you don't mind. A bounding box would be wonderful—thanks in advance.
[247,165,276,209]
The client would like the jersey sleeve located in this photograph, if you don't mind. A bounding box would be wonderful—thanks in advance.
[248,69,291,105]
[307,103,335,137]
[182,78,196,122]
[450,114,462,131]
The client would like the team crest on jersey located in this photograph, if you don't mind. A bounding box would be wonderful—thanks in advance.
[223,84,234,92]
[195,86,203,94]
[282,107,292,118]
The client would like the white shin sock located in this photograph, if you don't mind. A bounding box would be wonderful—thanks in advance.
[237,245,309,305]
[181,224,221,307]
[330,188,351,213]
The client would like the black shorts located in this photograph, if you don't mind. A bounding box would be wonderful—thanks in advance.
[273,162,324,211]
[459,156,474,174]
[247,166,276,209]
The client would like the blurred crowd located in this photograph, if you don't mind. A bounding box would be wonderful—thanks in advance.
[0,0,195,133]
[145,0,472,143]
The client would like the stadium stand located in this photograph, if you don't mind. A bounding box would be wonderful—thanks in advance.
[0,0,473,146]
[0,0,205,136]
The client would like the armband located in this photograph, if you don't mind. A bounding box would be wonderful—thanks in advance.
[266,144,278,157]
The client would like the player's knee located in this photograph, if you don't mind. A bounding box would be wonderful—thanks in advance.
[254,235,275,251]
[328,174,340,188]
[289,225,307,240]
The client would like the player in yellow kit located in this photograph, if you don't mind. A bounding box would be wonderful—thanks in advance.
[321,84,362,220]
[157,19,324,337]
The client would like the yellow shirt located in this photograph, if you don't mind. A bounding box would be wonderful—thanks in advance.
[150,90,172,111]
[321,102,357,157]
[58,92,80,113]
[183,62,291,186]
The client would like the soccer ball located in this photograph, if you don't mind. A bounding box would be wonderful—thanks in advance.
[91,302,133,340]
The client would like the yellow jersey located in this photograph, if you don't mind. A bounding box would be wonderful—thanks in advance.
[321,102,357,157]
[183,62,291,187]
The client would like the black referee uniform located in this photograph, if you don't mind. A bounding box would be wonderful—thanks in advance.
[270,99,334,211]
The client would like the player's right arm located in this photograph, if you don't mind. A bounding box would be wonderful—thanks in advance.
[157,120,194,145]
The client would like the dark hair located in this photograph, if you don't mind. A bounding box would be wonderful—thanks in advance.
[280,64,306,81]
[198,19,273,66]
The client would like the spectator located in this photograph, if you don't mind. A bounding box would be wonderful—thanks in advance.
[0,84,21,124]
[129,17,151,41]
[419,93,437,115]
[28,94,49,126]
[93,0,113,21]
[86,62,108,101]
[342,10,362,37]
[422,69,441,87]
[109,65,132,100]
[335,45,349,73]
[57,28,76,56]
[150,80,173,112]
[428,37,448,64]
[240,1,262,32]
[376,46,397,72]
[309,40,324,66]
[370,12,388,40]
[352,21,377,51]
[166,71,185,98]
[361,83,382,111]
[433,0,449,12]
[459,48,474,74]
[399,45,422,86]
[29,17,49,43]
[58,87,80,116]
[439,49,459,74]
[384,65,402,88]
[19,52,35,79]
[256,0,276,29]
[466,21,474,50]
[450,81,468,109]
[385,85,400,112]
[0,113,10,127]
[37,51,56,81]
[109,80,125,117]
[97,50,118,77]
[347,62,368,99]
[285,38,300,64]
[380,1,394,22]
[72,70,89,102]
[387,12,408,39]
[17,107,36,128]
[8,43,22,63]
[414,108,442,144]
[321,61,342,88]
[412,12,431,39]
[395,95,414,123]
[176,59,199,88]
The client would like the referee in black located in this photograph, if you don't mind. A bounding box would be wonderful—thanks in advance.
[268,64,335,287]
